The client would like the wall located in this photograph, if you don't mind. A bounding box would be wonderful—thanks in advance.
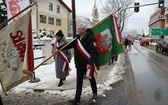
[31,0,70,36]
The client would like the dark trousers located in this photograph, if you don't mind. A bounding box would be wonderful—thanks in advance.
[0,96,3,105]
[75,68,97,102]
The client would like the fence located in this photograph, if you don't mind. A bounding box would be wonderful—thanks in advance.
[30,38,53,83]
[33,37,73,64]
[33,38,53,64]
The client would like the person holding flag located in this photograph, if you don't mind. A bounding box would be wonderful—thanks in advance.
[57,24,98,104]
[54,30,72,87]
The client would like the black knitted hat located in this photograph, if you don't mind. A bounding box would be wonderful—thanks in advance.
[55,30,64,37]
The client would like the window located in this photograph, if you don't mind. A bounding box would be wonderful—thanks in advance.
[56,19,61,26]
[56,5,60,13]
[49,2,53,11]
[40,15,46,23]
[48,17,54,25]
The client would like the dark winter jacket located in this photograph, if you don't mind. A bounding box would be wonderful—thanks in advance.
[59,29,98,69]
[124,38,129,45]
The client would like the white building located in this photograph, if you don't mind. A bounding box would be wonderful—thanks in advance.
[31,0,71,36]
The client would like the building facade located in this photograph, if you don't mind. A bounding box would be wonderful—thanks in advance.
[31,0,71,36]
[67,0,100,36]
[164,7,168,39]
[91,0,99,25]
[165,8,168,28]
[149,8,165,39]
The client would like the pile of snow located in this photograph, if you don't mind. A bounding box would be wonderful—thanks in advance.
[0,50,126,99]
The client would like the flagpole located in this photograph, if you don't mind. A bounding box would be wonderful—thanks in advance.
[0,77,7,96]
[0,2,36,29]
[33,37,77,70]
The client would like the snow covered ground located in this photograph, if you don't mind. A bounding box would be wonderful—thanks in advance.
[0,50,126,104]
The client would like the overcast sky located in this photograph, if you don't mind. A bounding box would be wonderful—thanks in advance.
[1,0,167,35]
[62,0,164,35]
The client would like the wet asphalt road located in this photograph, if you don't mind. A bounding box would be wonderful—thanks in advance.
[128,42,168,105]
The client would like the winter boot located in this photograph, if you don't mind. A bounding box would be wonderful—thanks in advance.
[58,79,63,87]
[63,77,66,81]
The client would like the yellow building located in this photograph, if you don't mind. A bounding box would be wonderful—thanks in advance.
[31,0,71,36]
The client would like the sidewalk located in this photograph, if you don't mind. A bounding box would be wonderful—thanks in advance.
[1,52,125,105]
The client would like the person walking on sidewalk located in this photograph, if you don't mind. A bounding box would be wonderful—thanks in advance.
[124,36,130,51]
[54,30,72,87]
[57,24,98,104]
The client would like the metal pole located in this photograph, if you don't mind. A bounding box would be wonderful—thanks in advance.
[71,0,76,38]
[120,2,159,13]
[29,72,41,83]
[67,13,70,37]
[36,3,38,29]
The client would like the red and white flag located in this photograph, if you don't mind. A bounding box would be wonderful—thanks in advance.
[0,11,34,93]
[6,0,30,23]
[113,15,122,43]
[55,41,70,73]
[76,39,98,79]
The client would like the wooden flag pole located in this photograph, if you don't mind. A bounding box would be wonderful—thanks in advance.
[33,37,77,70]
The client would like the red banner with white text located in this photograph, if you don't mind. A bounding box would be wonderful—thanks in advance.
[6,0,30,23]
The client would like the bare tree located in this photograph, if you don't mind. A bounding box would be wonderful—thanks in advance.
[101,0,134,32]
[0,0,7,29]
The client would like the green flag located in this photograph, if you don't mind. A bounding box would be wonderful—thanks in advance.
[91,14,124,66]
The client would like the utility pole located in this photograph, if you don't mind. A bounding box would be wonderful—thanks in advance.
[71,0,76,38]
[36,3,38,29]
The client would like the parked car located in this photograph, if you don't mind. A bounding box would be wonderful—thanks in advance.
[140,38,150,46]
[156,39,168,52]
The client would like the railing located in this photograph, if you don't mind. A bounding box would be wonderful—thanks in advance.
[33,37,73,63]
[34,56,45,60]
[33,44,45,50]
[150,39,160,43]
[33,43,45,60]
